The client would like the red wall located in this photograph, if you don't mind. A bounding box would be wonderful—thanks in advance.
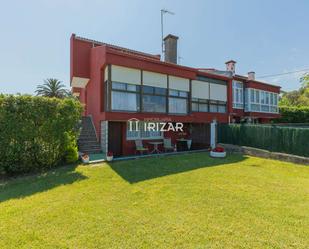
[70,34,281,143]
[70,34,92,81]
[105,112,228,123]
[245,112,280,119]
[246,81,280,93]
[83,46,230,137]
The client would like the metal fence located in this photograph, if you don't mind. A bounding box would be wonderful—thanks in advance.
[218,124,309,157]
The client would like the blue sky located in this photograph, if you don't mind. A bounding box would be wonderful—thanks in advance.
[1,0,309,94]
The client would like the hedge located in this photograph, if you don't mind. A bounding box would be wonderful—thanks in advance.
[275,106,309,123]
[218,124,309,157]
[0,95,82,175]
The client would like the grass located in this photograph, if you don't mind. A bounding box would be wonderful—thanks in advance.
[0,153,308,249]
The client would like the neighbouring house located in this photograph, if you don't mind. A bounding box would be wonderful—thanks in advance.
[70,33,281,157]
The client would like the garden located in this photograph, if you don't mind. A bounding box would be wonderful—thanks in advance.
[0,153,308,248]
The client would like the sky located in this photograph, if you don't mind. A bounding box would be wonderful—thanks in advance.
[0,0,308,94]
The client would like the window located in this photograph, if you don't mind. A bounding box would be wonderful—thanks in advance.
[261,105,269,112]
[142,86,166,113]
[261,91,265,104]
[274,93,278,105]
[112,82,126,90]
[142,86,153,94]
[270,93,278,113]
[233,81,243,109]
[265,92,270,105]
[169,98,187,114]
[126,121,163,140]
[191,98,209,112]
[111,82,140,111]
[255,90,260,103]
[261,90,269,111]
[192,102,199,112]
[249,89,260,111]
[199,103,208,112]
[209,101,218,113]
[209,100,227,113]
[142,95,166,112]
[218,103,227,113]
[270,93,274,105]
[247,88,278,113]
[251,103,260,112]
[250,89,255,102]
[244,88,250,112]
[168,89,188,114]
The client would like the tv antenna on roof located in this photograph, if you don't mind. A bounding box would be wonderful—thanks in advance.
[161,9,175,58]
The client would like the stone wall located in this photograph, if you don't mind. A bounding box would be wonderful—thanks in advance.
[100,121,108,156]
[219,143,309,165]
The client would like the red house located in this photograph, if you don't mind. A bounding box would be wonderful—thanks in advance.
[70,34,280,157]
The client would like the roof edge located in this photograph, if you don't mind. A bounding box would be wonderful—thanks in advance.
[74,34,160,60]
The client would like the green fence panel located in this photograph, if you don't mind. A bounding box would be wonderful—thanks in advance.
[218,124,309,157]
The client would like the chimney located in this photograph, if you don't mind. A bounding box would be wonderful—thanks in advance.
[248,71,255,80]
[225,60,236,75]
[164,34,178,63]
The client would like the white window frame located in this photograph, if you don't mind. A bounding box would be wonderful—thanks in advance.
[246,88,279,114]
[232,81,244,109]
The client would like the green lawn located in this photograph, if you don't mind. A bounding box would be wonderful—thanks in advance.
[0,153,308,249]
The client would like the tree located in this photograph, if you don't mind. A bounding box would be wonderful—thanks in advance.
[36,78,69,98]
[279,73,309,107]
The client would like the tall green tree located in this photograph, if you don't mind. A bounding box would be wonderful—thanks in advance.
[280,73,309,106]
[36,78,69,98]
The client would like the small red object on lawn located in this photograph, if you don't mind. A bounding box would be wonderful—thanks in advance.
[212,147,225,153]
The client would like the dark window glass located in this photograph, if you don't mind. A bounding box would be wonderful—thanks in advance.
[209,104,218,113]
[111,82,140,111]
[218,105,226,113]
[191,98,209,112]
[143,86,154,94]
[112,91,140,111]
[142,95,166,113]
[169,90,178,96]
[192,102,198,112]
[169,98,187,114]
[199,103,208,112]
[112,82,126,90]
[155,87,167,95]
[127,84,140,92]
[179,91,188,98]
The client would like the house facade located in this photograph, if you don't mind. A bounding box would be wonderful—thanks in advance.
[71,34,280,156]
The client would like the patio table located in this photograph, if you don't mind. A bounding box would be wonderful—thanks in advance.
[148,141,163,154]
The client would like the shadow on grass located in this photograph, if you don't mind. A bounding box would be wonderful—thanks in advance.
[0,165,87,203]
[110,152,247,184]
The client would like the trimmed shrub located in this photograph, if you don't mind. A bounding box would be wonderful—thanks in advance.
[64,131,79,164]
[218,124,309,157]
[276,106,309,123]
[0,95,82,175]
[65,146,79,164]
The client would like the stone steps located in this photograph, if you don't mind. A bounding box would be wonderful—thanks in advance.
[78,116,102,154]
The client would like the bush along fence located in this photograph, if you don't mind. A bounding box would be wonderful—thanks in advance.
[218,124,309,157]
[0,95,83,175]
[275,106,309,123]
